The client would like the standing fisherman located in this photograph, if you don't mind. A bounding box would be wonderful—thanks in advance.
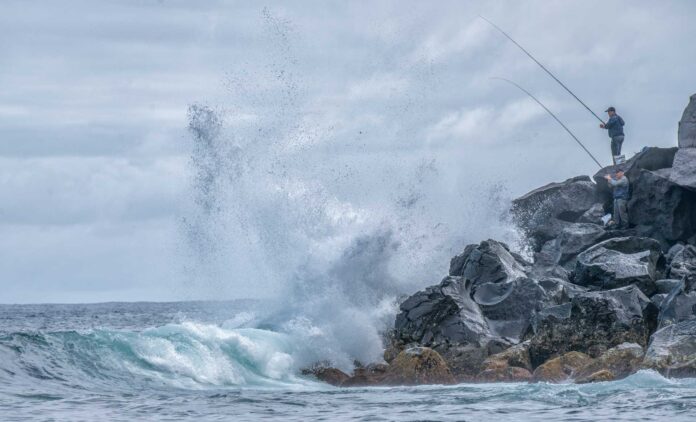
[604,168,630,229]
[599,106,625,162]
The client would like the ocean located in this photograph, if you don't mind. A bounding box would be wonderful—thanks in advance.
[1,301,695,422]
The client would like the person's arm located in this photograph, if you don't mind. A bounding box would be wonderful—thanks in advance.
[608,177,628,188]
[604,116,617,130]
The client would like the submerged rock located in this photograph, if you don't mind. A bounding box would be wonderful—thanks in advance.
[512,176,598,251]
[532,351,592,383]
[643,319,696,377]
[573,236,664,296]
[528,286,658,367]
[381,347,454,385]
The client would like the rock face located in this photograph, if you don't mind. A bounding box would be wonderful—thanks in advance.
[449,240,529,288]
[532,351,592,382]
[573,237,664,295]
[511,176,598,251]
[643,319,696,377]
[669,245,696,279]
[669,148,696,190]
[678,94,696,148]
[381,347,455,385]
[574,342,644,383]
[528,286,658,367]
[657,275,696,328]
[394,276,491,348]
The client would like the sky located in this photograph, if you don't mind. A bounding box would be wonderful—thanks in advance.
[1,0,695,304]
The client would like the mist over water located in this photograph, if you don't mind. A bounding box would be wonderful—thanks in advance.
[179,9,522,370]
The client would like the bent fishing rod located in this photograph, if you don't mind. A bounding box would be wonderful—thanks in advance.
[479,15,606,125]
[491,77,603,169]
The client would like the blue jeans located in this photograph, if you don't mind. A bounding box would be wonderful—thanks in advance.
[611,135,624,156]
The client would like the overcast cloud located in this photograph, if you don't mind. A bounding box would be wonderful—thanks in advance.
[1,0,694,303]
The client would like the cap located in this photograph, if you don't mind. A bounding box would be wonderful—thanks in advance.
[605,106,616,112]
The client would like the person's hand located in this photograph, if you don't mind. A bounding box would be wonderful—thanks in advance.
[600,123,605,128]
[604,174,611,180]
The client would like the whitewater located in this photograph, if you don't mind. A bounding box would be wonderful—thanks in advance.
[1,301,695,421]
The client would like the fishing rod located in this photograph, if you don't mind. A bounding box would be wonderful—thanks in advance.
[479,15,606,125]
[491,77,603,169]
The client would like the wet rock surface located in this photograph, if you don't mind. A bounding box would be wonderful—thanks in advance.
[643,319,696,377]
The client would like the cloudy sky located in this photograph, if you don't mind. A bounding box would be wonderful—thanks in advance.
[1,0,694,304]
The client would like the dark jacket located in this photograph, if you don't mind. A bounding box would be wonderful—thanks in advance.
[604,115,625,138]
[608,175,630,199]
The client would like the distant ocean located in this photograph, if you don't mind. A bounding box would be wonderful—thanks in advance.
[1,301,695,421]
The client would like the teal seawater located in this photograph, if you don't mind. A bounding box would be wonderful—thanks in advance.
[1,302,695,422]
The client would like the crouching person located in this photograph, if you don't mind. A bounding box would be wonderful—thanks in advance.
[604,169,630,229]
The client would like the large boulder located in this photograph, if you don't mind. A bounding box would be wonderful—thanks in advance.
[532,351,593,383]
[548,223,614,269]
[643,319,696,377]
[511,176,598,251]
[301,366,350,386]
[626,168,696,247]
[574,342,644,383]
[394,276,491,348]
[657,275,696,329]
[678,93,696,148]
[381,347,455,385]
[669,244,696,279]
[528,285,658,367]
[449,240,529,288]
[473,277,552,341]
[573,237,664,296]
[668,148,696,191]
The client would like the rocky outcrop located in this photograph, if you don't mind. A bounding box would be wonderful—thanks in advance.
[678,93,696,148]
[528,286,658,367]
[511,176,598,251]
[476,341,533,382]
[574,342,644,383]
[643,319,696,377]
[572,237,664,296]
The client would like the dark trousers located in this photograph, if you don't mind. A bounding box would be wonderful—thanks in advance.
[611,135,624,156]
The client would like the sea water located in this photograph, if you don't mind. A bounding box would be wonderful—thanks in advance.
[1,301,695,422]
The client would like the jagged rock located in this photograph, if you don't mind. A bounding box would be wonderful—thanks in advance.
[668,148,696,190]
[651,293,668,308]
[537,277,586,301]
[528,286,658,367]
[439,338,513,380]
[627,168,696,247]
[381,347,455,385]
[394,276,491,347]
[656,279,682,294]
[512,176,598,251]
[666,244,685,264]
[554,223,609,268]
[643,319,696,377]
[532,351,593,383]
[678,94,696,148]
[669,245,696,279]
[449,240,529,288]
[573,237,664,296]
[574,342,644,382]
[578,203,607,225]
[477,366,532,383]
[301,366,350,386]
[473,277,550,340]
[657,275,696,328]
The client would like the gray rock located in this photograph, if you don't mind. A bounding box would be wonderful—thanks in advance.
[657,275,696,329]
[669,244,696,279]
[643,319,696,377]
[554,223,609,269]
[668,148,696,190]
[627,168,696,247]
[666,244,685,264]
[394,276,491,347]
[651,293,668,308]
[678,93,696,148]
[449,240,529,289]
[578,203,607,225]
[528,285,658,367]
[512,176,598,251]
[575,342,645,382]
[573,237,664,296]
[655,279,682,294]
[473,277,549,341]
